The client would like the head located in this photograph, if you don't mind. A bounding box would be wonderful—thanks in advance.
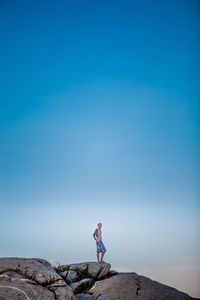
[97,223,102,229]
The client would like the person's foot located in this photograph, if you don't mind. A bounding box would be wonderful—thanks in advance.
[98,260,102,263]
[101,260,105,263]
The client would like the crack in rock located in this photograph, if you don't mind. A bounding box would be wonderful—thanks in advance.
[96,291,108,300]
[135,277,141,297]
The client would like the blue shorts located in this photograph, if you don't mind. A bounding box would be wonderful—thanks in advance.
[96,240,106,253]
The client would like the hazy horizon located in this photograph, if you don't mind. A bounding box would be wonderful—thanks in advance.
[0,0,199,298]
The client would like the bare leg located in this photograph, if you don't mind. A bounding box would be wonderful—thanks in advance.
[100,251,106,261]
[97,252,100,262]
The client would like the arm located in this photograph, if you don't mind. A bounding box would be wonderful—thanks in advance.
[93,229,98,241]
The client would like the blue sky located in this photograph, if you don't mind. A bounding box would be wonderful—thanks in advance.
[0,0,199,297]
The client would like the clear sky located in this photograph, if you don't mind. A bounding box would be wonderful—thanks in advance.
[0,0,199,297]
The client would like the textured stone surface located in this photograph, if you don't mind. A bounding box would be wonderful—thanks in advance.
[0,258,198,300]
[0,257,60,285]
[66,270,79,283]
[96,263,111,279]
[70,278,93,294]
[75,294,90,300]
[69,264,88,273]
[106,270,118,277]
[59,271,68,279]
[88,273,196,300]
[87,263,101,279]
[0,276,55,300]
[58,262,111,280]
[0,258,74,300]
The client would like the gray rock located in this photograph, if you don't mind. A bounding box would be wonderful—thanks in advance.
[59,271,68,279]
[70,278,93,294]
[55,264,70,273]
[87,262,101,279]
[107,270,118,277]
[69,263,88,273]
[93,291,108,300]
[88,273,197,300]
[0,258,75,300]
[0,275,55,300]
[1,258,197,300]
[49,282,74,300]
[75,293,91,300]
[32,258,52,267]
[59,262,111,280]
[96,263,111,279]
[0,257,60,285]
[66,270,79,283]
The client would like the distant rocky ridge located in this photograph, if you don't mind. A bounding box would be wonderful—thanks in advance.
[0,257,198,300]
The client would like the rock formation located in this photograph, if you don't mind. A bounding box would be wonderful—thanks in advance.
[0,257,198,300]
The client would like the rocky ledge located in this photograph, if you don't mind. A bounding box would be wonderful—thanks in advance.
[0,257,198,300]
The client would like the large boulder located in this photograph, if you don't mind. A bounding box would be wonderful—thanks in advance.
[88,272,197,300]
[96,263,111,279]
[0,257,60,285]
[56,262,111,280]
[0,274,54,300]
[0,258,74,300]
[87,263,102,279]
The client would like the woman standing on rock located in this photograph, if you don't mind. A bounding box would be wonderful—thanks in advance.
[93,222,106,263]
